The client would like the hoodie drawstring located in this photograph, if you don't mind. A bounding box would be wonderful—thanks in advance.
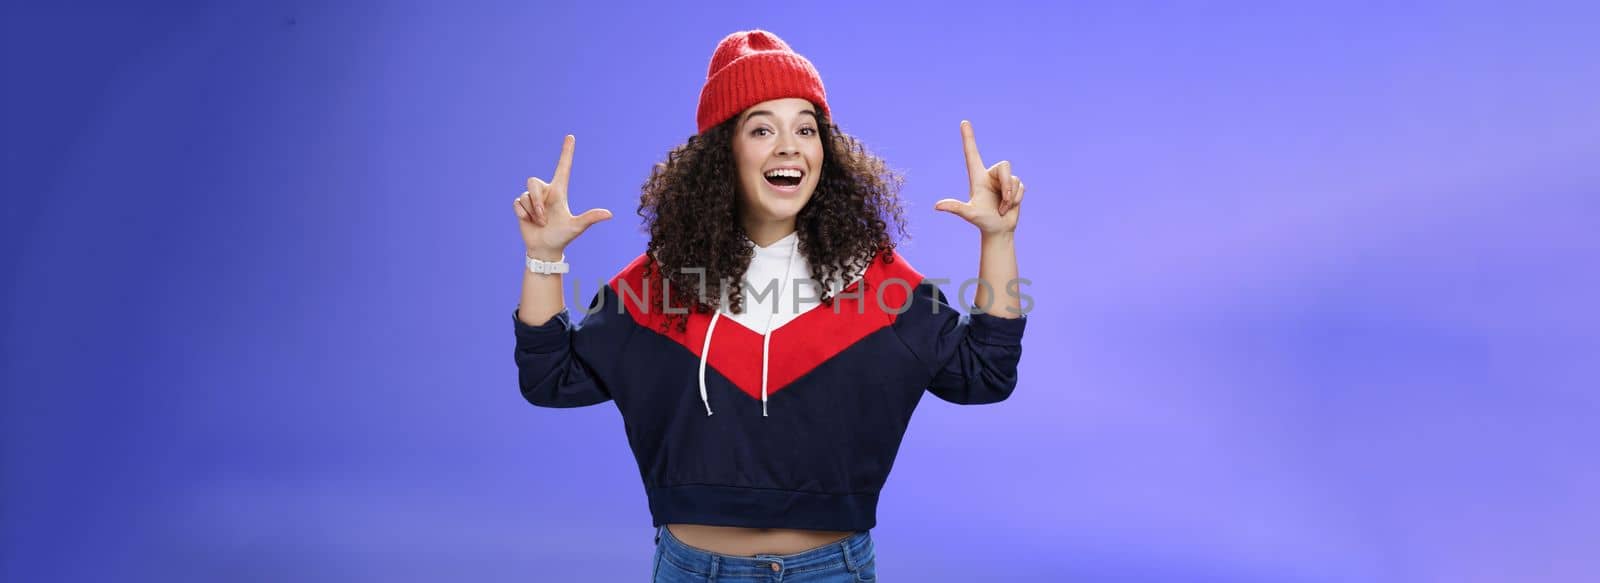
[698,310,722,416]
[696,235,799,418]
[759,241,798,417]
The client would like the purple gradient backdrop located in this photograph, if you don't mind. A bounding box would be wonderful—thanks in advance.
[4,1,1598,581]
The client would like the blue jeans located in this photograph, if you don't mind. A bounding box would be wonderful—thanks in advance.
[652,525,878,582]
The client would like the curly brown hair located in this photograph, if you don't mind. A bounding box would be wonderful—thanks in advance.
[637,107,909,333]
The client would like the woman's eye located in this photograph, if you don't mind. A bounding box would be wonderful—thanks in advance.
[752,127,815,136]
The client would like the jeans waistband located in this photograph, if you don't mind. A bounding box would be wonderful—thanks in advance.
[654,525,873,577]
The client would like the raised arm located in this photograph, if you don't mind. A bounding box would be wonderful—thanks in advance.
[934,120,1024,319]
[511,134,625,408]
[909,119,1027,405]
[514,134,613,326]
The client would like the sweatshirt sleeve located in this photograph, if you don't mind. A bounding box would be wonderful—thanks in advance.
[512,287,635,408]
[893,281,1028,405]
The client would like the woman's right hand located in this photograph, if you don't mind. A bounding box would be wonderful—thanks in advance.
[515,134,613,258]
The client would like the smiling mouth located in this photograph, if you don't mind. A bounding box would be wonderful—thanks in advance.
[764,174,802,187]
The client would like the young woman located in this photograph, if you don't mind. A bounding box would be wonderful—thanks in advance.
[512,30,1027,582]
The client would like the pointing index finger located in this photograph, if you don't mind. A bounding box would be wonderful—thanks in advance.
[552,134,575,190]
[960,120,985,183]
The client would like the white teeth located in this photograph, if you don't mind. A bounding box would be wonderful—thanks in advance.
[764,168,803,178]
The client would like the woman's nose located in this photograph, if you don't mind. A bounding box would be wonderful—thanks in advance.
[776,132,800,156]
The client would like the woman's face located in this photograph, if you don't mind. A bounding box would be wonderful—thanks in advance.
[732,97,825,231]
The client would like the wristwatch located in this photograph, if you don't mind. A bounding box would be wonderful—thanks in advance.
[526,253,569,275]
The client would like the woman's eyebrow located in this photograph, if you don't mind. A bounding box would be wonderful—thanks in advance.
[742,110,819,123]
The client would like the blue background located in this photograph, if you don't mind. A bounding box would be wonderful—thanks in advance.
[4,1,1597,581]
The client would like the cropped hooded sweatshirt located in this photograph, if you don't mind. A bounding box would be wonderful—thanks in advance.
[512,232,1027,531]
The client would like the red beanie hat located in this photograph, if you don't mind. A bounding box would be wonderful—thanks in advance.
[696,30,831,134]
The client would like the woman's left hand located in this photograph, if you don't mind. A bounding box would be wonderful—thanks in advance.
[934,120,1023,234]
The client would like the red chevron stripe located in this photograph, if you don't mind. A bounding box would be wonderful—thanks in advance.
[608,249,925,400]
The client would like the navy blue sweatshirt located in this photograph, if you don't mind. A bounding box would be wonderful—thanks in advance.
[512,233,1027,531]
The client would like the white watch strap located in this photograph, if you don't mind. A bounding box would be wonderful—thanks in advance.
[526,253,569,274]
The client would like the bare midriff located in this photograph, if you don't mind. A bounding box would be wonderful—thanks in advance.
[666,523,855,556]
